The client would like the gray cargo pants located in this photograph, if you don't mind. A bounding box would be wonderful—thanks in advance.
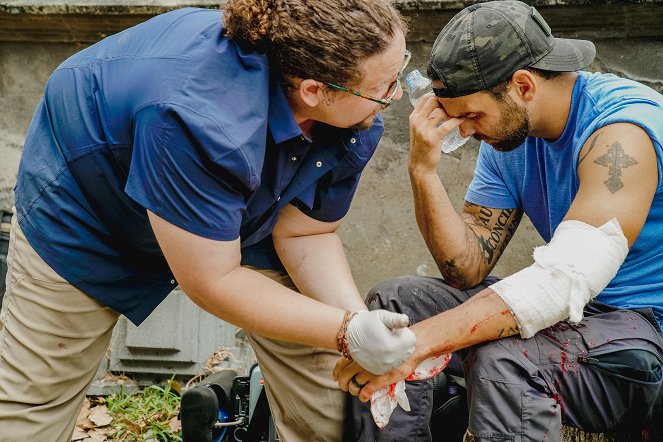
[347,276,663,442]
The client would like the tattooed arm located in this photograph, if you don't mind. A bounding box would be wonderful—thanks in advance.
[567,123,657,245]
[407,93,524,288]
[409,168,523,289]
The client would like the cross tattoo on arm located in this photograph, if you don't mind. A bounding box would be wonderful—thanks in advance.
[593,141,638,193]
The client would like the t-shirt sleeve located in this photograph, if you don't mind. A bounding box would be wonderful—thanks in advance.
[588,102,663,193]
[465,142,519,209]
[126,103,254,240]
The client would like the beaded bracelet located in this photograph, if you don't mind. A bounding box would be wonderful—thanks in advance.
[336,311,358,359]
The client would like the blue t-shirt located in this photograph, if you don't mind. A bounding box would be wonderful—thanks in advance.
[14,8,384,324]
[466,71,663,329]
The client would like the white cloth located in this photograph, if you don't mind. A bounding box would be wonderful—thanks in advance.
[491,218,629,338]
[370,353,452,428]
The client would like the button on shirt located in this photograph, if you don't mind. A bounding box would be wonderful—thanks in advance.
[14,8,384,324]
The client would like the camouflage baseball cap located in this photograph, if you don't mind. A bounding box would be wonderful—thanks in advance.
[429,0,596,98]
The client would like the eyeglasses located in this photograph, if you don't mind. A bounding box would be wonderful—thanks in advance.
[324,50,411,108]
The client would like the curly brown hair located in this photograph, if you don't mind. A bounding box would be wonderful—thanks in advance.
[224,0,407,90]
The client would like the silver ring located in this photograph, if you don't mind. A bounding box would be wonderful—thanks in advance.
[351,375,366,389]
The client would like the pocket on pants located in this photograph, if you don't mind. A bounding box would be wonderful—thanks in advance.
[578,346,663,430]
[580,348,662,383]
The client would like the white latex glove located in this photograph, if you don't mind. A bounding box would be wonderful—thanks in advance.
[346,310,416,375]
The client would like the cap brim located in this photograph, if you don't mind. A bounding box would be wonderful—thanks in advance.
[530,38,596,72]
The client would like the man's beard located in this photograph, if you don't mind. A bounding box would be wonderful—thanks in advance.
[485,96,530,153]
[349,112,379,131]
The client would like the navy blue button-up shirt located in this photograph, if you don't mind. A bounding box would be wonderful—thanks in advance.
[14,8,383,324]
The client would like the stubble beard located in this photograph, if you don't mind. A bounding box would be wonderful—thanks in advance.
[349,111,379,131]
[488,97,531,153]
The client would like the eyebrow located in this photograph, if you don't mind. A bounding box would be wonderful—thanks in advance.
[438,105,465,118]
[440,105,474,119]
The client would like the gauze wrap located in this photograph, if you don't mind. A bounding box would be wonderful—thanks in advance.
[490,218,628,338]
[370,353,451,428]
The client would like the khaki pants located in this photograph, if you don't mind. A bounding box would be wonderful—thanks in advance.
[0,211,345,441]
[245,269,346,442]
[0,210,120,442]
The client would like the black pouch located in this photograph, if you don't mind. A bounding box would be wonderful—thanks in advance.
[0,210,12,305]
[579,348,663,383]
[180,370,237,442]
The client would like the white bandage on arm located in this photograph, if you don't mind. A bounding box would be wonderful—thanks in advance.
[490,218,629,338]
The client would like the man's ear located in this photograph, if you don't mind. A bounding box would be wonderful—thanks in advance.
[510,69,537,102]
[295,79,324,107]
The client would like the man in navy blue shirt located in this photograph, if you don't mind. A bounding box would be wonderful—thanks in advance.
[0,1,415,440]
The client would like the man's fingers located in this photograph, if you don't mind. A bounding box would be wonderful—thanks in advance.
[411,92,441,120]
[347,373,368,397]
[335,361,361,392]
[332,356,352,381]
[376,310,410,329]
[359,386,373,402]
[435,116,465,137]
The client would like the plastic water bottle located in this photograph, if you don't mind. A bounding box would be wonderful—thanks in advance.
[403,69,470,154]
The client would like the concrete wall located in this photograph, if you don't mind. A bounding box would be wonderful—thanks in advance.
[1,0,662,297]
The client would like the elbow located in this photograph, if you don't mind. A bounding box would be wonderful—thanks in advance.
[435,260,485,290]
[177,263,241,308]
[442,276,483,291]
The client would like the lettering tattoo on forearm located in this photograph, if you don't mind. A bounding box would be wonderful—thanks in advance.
[499,216,519,257]
[476,206,493,227]
[465,203,519,266]
[593,141,637,193]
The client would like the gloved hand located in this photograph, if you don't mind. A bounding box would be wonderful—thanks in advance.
[346,310,416,375]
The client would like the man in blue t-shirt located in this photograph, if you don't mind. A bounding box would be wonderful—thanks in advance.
[339,2,663,441]
[0,2,419,441]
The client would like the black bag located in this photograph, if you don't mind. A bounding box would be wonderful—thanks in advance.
[181,370,237,442]
[181,364,276,442]
[430,372,469,442]
[0,210,12,307]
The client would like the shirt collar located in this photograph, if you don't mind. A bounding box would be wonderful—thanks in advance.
[268,78,304,144]
[267,76,368,151]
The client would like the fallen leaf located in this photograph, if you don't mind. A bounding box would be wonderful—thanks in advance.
[204,346,233,371]
[168,417,181,433]
[167,378,182,395]
[77,398,91,422]
[77,417,97,430]
[96,371,138,387]
[71,428,90,441]
[89,405,112,427]
[86,429,107,442]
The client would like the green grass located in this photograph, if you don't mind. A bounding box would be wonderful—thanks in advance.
[100,379,182,441]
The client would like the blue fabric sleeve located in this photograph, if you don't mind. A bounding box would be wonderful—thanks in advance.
[465,142,519,209]
[588,103,663,193]
[126,103,250,240]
